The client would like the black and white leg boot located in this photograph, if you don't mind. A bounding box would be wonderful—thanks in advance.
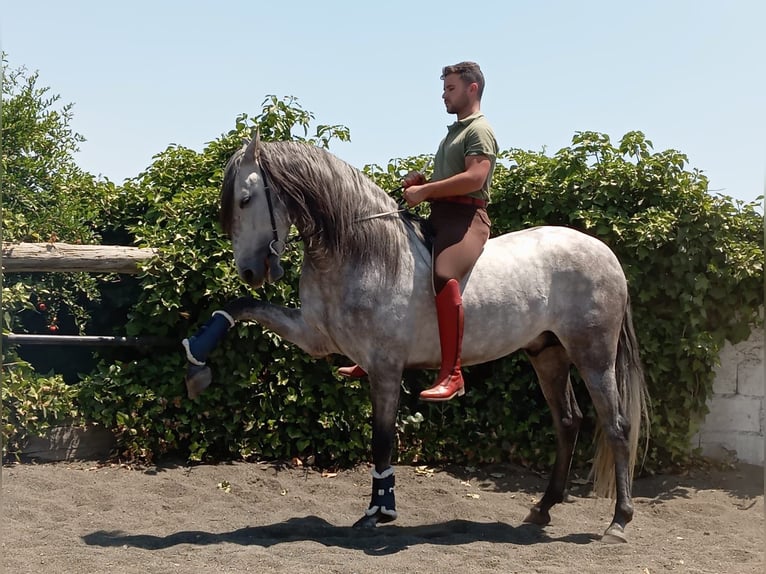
[354,466,397,527]
[181,310,235,399]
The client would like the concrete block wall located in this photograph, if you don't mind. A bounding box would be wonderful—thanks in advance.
[691,326,764,466]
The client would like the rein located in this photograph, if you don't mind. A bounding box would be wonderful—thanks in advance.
[357,161,431,223]
[355,186,407,222]
[284,204,405,247]
[261,175,408,247]
[355,207,406,222]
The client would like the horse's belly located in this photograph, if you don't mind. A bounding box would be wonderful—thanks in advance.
[338,225,626,370]
[403,272,550,368]
[461,293,548,365]
[405,226,627,368]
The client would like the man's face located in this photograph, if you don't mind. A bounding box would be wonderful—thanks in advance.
[442,73,472,115]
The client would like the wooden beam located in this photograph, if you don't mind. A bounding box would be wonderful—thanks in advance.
[1,242,156,274]
[3,333,175,347]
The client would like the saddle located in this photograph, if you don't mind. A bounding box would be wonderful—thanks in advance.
[402,210,434,253]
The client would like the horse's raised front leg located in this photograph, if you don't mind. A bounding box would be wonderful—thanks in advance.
[183,296,334,398]
[353,368,402,528]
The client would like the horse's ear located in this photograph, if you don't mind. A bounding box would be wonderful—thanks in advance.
[245,128,262,161]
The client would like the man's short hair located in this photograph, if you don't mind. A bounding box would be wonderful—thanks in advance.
[441,61,486,99]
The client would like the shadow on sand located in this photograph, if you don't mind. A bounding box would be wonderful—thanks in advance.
[82,516,600,556]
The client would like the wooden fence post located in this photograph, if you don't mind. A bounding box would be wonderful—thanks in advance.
[2,242,156,274]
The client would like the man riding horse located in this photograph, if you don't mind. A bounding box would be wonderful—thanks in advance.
[339,61,499,403]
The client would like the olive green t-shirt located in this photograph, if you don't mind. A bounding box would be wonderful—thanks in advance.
[432,112,498,202]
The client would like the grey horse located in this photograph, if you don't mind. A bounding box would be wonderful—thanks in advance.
[183,136,650,543]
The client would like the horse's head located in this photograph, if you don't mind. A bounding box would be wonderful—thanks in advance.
[220,135,290,288]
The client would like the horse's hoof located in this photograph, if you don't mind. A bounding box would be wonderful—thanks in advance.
[523,506,551,526]
[352,511,396,529]
[601,523,628,543]
[185,364,212,399]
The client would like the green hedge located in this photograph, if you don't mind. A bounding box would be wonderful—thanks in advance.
[76,119,762,471]
[3,73,763,471]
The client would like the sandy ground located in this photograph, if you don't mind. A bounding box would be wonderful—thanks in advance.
[1,459,763,574]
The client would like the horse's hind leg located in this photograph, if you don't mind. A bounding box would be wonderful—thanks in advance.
[578,363,634,543]
[523,345,583,526]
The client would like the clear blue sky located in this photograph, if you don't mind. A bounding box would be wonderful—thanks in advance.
[2,0,764,205]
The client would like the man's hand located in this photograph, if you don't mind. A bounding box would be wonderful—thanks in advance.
[402,171,427,207]
[402,171,426,188]
[403,184,427,207]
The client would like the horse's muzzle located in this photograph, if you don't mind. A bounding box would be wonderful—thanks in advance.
[239,252,284,288]
[240,266,265,288]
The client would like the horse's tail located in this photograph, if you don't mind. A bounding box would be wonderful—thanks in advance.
[591,294,651,498]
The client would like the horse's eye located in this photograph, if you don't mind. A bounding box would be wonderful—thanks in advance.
[239,194,251,209]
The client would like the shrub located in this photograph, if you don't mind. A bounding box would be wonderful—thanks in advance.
[4,62,762,471]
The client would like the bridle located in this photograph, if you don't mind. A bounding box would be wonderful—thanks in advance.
[255,160,286,257]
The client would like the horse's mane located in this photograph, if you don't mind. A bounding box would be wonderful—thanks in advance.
[220,141,418,279]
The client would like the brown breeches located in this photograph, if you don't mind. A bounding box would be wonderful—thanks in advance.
[428,202,491,293]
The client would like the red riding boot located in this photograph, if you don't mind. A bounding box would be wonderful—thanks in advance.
[338,364,367,378]
[419,279,465,402]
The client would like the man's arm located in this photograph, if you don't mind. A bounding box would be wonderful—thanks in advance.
[403,154,491,207]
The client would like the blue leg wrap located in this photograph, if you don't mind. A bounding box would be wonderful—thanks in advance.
[364,467,397,519]
[182,310,234,366]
